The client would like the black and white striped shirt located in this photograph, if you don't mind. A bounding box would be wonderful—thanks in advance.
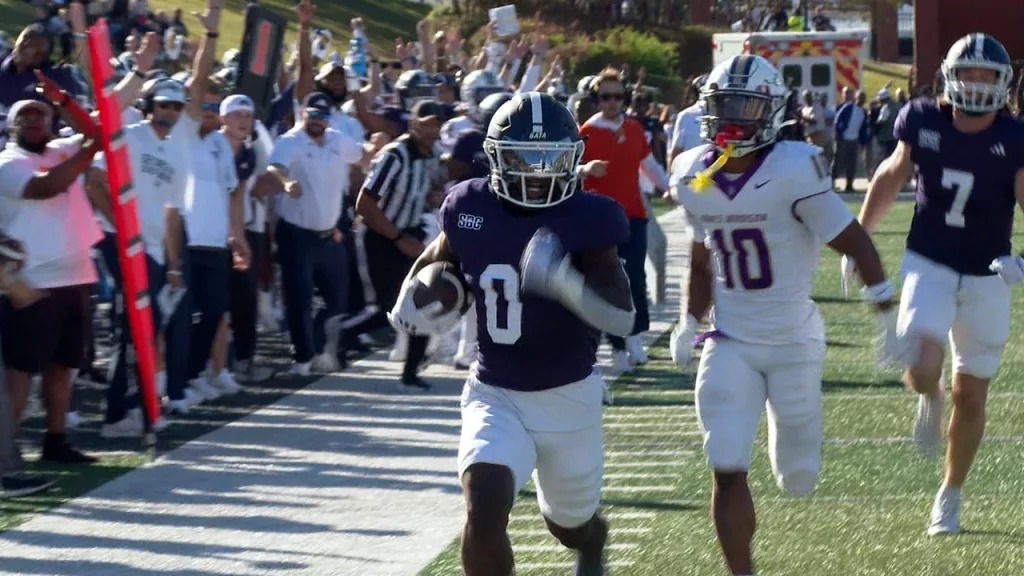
[361,135,440,230]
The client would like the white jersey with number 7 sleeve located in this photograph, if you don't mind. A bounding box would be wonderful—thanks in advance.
[671,140,854,345]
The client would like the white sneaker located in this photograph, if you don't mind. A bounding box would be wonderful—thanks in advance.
[310,352,340,374]
[914,381,945,459]
[100,415,143,438]
[65,411,82,429]
[626,335,648,365]
[166,388,201,414]
[389,332,409,362]
[209,370,242,395]
[611,350,631,374]
[188,377,221,401]
[289,361,311,376]
[927,485,961,535]
[235,359,274,383]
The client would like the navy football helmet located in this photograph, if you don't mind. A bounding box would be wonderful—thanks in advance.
[477,92,513,130]
[484,92,584,209]
[395,69,438,110]
[941,33,1013,114]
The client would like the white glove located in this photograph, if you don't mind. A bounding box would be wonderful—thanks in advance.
[387,281,462,336]
[989,255,1024,286]
[840,255,858,297]
[670,314,699,369]
[875,308,915,369]
[520,227,570,302]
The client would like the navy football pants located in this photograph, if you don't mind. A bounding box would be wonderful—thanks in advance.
[608,218,650,351]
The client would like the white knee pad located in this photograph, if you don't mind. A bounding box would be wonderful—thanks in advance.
[536,468,602,529]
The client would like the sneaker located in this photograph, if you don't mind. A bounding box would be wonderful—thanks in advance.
[389,333,408,362]
[669,326,689,366]
[573,516,608,576]
[100,415,144,439]
[166,388,202,415]
[914,381,945,459]
[209,370,243,395]
[0,472,56,499]
[610,350,631,374]
[189,377,221,401]
[289,361,311,376]
[40,436,97,464]
[398,376,432,392]
[65,411,83,429]
[310,351,341,374]
[626,335,648,365]
[235,359,274,383]
[927,485,961,536]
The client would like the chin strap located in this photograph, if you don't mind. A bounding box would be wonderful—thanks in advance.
[692,127,743,193]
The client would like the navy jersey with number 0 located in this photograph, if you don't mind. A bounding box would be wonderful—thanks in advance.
[896,98,1024,275]
[440,178,630,391]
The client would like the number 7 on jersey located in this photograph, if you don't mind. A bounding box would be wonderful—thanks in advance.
[942,168,974,228]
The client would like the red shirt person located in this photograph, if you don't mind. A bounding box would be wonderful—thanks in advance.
[579,68,668,373]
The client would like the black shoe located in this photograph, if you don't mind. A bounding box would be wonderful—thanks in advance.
[40,435,98,464]
[574,516,608,576]
[0,472,56,499]
[398,376,432,392]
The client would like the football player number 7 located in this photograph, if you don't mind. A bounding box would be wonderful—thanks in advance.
[942,168,974,228]
[481,264,523,344]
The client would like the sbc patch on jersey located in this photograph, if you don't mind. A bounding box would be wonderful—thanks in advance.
[811,150,830,182]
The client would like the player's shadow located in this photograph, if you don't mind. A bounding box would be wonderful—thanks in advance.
[958,529,1024,542]
[822,379,902,391]
[825,340,859,348]
[813,296,861,304]
[606,397,695,407]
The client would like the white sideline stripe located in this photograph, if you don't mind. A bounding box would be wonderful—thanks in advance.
[603,413,696,421]
[517,561,634,570]
[606,431,703,438]
[606,449,697,457]
[826,391,1024,400]
[510,527,652,537]
[508,511,656,523]
[611,436,1024,449]
[517,542,640,553]
[605,421,697,429]
[602,485,676,493]
[604,461,686,468]
[604,473,677,480]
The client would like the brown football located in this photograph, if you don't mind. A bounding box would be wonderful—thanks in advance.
[412,261,467,315]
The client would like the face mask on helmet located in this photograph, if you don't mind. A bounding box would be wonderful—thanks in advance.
[699,88,779,157]
[484,139,584,209]
[942,63,1010,115]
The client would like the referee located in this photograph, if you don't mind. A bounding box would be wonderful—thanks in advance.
[352,99,444,391]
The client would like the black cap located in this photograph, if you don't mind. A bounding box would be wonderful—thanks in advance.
[410,99,445,120]
[303,92,333,114]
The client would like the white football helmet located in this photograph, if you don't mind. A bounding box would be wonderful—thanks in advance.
[460,70,506,122]
[699,55,788,158]
[941,33,1013,114]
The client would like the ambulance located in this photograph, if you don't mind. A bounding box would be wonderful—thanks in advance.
[711,30,871,109]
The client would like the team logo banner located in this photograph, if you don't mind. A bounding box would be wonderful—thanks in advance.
[236,5,286,122]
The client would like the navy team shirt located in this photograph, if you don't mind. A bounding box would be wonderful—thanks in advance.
[450,128,488,181]
[896,98,1024,276]
[441,178,630,391]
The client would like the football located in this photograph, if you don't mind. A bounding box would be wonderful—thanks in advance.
[412,261,469,316]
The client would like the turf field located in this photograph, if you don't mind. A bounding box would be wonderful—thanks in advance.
[419,201,1024,576]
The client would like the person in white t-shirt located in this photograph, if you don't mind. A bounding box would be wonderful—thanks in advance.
[0,99,103,464]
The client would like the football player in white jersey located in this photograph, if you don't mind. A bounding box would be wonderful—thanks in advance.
[671,54,898,576]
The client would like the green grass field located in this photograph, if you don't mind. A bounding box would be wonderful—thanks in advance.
[863,60,911,99]
[419,201,1024,575]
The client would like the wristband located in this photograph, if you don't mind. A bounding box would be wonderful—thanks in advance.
[206,32,219,38]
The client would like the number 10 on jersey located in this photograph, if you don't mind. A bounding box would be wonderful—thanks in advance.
[710,228,774,290]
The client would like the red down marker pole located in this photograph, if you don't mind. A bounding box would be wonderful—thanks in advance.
[87,20,160,440]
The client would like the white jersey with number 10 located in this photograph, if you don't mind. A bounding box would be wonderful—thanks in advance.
[671,141,855,345]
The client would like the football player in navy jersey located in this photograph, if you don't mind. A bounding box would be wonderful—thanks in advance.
[854,33,1024,536]
[388,92,633,575]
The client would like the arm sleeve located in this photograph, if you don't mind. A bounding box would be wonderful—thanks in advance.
[219,137,239,192]
[792,190,855,243]
[0,157,36,200]
[267,134,296,171]
[640,153,669,191]
[893,102,915,144]
[361,151,400,200]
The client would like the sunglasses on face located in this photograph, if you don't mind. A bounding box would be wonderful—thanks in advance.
[383,62,402,70]
[156,102,184,111]
[306,110,331,120]
[201,102,220,112]
[599,93,624,102]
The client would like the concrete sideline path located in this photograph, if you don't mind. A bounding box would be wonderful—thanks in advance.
[0,210,692,576]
